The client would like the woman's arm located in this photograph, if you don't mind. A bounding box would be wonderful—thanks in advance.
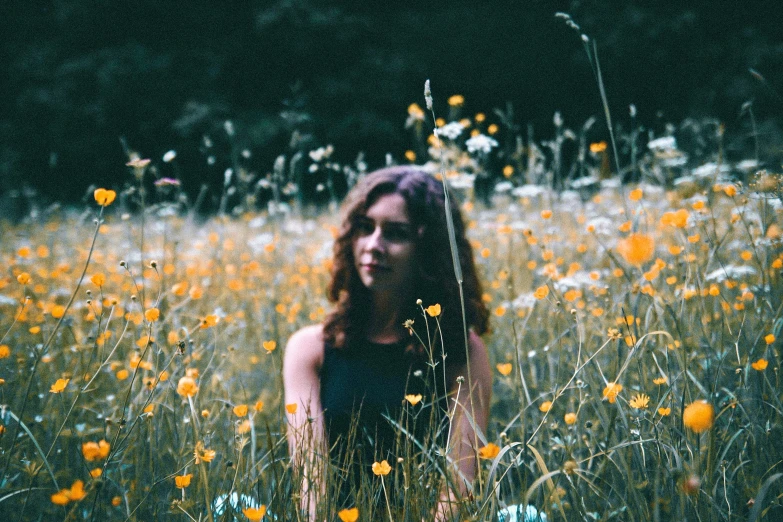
[435,330,492,521]
[283,325,327,521]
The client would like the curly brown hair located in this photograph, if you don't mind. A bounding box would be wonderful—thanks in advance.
[323,166,488,365]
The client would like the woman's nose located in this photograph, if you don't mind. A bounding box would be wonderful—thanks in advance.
[364,226,385,252]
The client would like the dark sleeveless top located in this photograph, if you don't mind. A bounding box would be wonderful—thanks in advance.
[320,338,448,496]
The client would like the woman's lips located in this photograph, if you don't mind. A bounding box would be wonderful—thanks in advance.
[361,263,390,272]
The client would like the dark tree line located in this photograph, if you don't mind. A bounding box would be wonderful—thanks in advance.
[1,0,781,207]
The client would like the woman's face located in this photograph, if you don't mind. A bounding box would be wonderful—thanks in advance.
[352,193,419,294]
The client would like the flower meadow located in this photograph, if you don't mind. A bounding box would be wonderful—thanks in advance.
[1,97,783,521]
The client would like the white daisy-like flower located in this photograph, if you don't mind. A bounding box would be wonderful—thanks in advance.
[434,121,465,140]
[466,134,498,154]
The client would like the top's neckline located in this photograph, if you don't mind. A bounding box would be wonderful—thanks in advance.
[366,337,408,348]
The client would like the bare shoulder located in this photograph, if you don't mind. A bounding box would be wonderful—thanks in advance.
[284,324,325,370]
[468,330,487,354]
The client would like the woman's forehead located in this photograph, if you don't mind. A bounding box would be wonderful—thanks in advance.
[364,193,410,222]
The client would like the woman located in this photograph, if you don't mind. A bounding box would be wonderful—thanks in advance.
[283,166,491,520]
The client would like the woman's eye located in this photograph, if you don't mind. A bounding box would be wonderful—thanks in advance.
[383,226,413,242]
[353,218,375,236]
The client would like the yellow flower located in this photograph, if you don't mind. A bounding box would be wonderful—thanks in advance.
[0,345,9,359]
[90,468,102,478]
[90,273,106,286]
[658,407,671,416]
[135,335,155,349]
[200,314,219,329]
[407,103,424,119]
[533,285,549,299]
[285,403,298,414]
[478,443,501,460]
[629,393,650,409]
[404,394,422,406]
[194,444,216,464]
[372,459,392,476]
[540,210,553,219]
[589,141,607,153]
[262,340,277,353]
[683,400,714,433]
[174,474,192,488]
[425,304,441,317]
[723,184,737,197]
[177,376,199,397]
[17,272,32,285]
[254,400,265,412]
[69,480,87,501]
[242,506,267,521]
[50,378,70,393]
[602,383,623,403]
[660,209,690,228]
[751,359,768,371]
[82,440,110,461]
[338,507,359,522]
[629,188,643,201]
[93,188,117,206]
[237,419,252,434]
[539,401,553,413]
[564,413,577,425]
[447,94,465,106]
[496,363,512,376]
[233,404,249,417]
[51,304,66,319]
[116,369,129,380]
[765,334,775,345]
[616,233,655,266]
[51,480,87,505]
[653,376,668,385]
[51,491,70,506]
[144,308,160,322]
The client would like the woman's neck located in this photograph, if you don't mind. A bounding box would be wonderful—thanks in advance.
[366,290,412,343]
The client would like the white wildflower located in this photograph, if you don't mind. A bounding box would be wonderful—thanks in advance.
[465,134,498,154]
[585,217,614,235]
[494,181,513,193]
[309,145,333,162]
[692,162,731,178]
[570,175,599,189]
[511,184,547,198]
[705,265,757,282]
[647,136,677,152]
[735,159,759,172]
[435,122,465,140]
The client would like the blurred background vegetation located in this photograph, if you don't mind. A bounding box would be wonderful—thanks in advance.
[1,0,781,208]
